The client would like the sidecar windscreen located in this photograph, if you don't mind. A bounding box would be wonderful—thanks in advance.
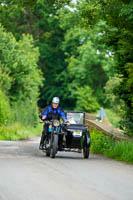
[66,111,85,125]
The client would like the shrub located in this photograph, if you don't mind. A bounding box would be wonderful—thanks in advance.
[105,109,121,128]
[0,122,42,141]
[119,115,133,137]
[105,141,133,163]
[0,90,12,125]
[12,100,39,127]
[90,128,133,164]
[90,129,111,154]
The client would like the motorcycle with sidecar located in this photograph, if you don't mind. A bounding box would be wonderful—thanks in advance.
[40,111,90,159]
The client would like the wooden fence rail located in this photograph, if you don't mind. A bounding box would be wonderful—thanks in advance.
[85,113,133,142]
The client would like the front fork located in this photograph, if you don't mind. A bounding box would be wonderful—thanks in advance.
[50,131,59,149]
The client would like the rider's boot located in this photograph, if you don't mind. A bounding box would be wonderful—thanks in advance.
[39,133,46,150]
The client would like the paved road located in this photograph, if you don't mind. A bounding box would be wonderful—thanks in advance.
[0,137,133,200]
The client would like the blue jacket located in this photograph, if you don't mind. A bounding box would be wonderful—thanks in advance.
[42,106,66,120]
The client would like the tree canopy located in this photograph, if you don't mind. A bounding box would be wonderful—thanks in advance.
[0,0,132,135]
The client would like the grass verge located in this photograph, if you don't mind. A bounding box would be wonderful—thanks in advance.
[90,129,133,164]
[0,122,42,141]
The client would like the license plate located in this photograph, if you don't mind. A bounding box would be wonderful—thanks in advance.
[73,131,82,137]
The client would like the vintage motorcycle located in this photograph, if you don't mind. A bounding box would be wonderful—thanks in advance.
[41,111,91,159]
[42,119,64,158]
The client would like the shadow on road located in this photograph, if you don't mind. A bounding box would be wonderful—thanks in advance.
[55,155,83,160]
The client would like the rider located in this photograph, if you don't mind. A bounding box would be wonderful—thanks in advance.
[39,97,67,150]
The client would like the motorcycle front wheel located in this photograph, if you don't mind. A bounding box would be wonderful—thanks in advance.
[50,134,58,158]
[45,136,50,157]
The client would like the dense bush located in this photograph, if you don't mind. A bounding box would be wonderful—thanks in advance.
[90,129,111,154]
[120,116,133,137]
[12,100,39,127]
[90,129,133,164]
[0,123,42,141]
[105,109,121,128]
[0,90,12,125]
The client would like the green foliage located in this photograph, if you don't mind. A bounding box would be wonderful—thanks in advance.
[0,0,115,110]
[104,76,124,125]
[105,109,121,128]
[62,19,114,106]
[0,25,42,102]
[0,122,42,141]
[120,116,133,137]
[0,25,42,128]
[99,0,133,136]
[105,141,133,163]
[118,63,133,136]
[104,76,124,108]
[90,129,133,164]
[75,0,133,135]
[12,100,39,127]
[76,0,101,27]
[76,86,100,113]
[0,0,132,136]
[0,90,12,125]
[90,129,110,154]
[0,1,70,108]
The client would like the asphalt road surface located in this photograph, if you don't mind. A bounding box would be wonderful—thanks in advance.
[0,137,133,200]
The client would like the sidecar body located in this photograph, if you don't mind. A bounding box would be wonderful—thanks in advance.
[63,111,90,154]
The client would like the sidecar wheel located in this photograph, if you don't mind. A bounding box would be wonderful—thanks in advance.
[83,146,90,159]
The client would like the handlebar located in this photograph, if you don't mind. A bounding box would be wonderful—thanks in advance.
[40,119,70,126]
[40,120,52,124]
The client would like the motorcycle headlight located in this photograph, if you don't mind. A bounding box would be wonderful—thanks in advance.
[53,120,60,127]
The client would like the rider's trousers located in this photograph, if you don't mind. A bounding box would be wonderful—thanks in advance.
[40,124,49,145]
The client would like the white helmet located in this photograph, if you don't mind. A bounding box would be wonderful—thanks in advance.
[52,97,60,104]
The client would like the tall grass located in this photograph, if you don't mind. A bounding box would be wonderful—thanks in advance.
[0,122,42,141]
[105,109,121,128]
[90,129,133,164]
[105,142,133,163]
[12,101,39,127]
[0,92,42,141]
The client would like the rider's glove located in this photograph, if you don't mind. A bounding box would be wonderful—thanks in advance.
[64,119,70,126]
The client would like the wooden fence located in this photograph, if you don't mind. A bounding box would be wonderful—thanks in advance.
[85,113,133,142]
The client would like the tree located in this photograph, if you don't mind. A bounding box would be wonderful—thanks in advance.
[98,0,133,135]
[76,86,100,113]
[68,0,133,135]
[0,25,42,125]
[0,0,73,108]
[1,0,132,135]
[61,19,114,106]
